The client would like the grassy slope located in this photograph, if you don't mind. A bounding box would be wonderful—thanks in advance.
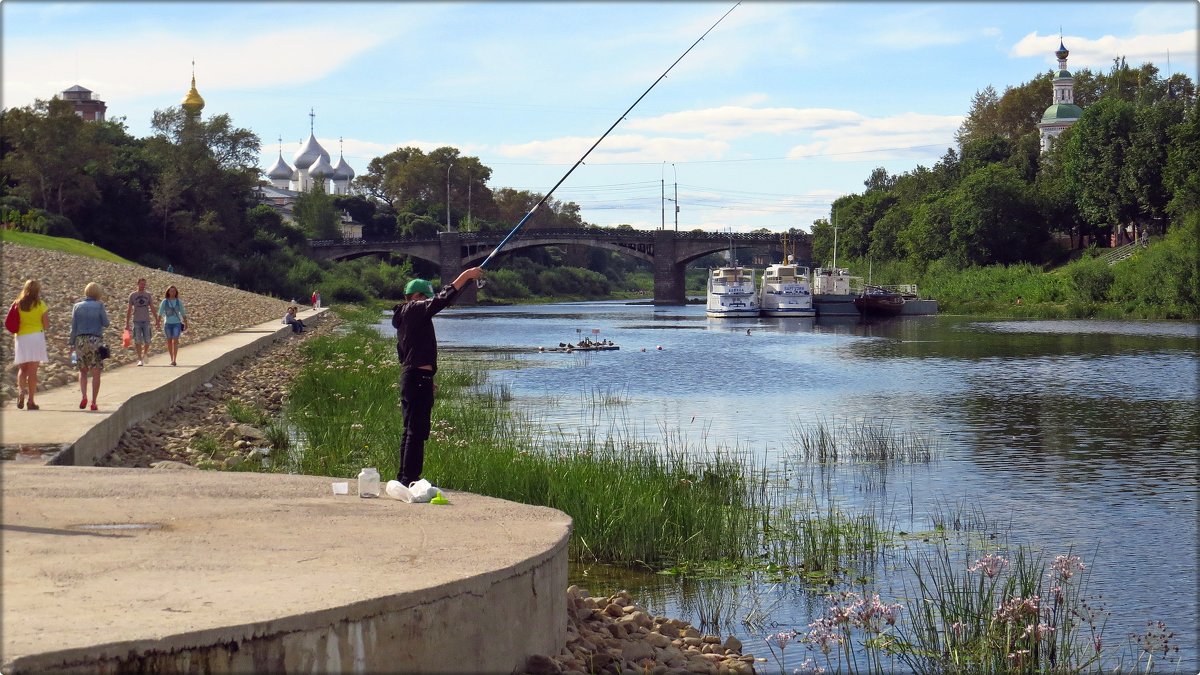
[1,230,134,265]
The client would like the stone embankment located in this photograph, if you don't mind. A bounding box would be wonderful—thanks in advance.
[521,587,758,675]
[1,242,298,404]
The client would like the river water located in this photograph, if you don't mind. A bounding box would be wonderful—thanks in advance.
[383,301,1198,670]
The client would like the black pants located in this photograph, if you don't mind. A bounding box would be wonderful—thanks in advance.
[398,368,435,485]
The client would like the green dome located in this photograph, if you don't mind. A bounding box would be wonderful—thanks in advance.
[1041,103,1083,122]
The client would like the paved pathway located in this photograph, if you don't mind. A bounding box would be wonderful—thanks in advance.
[1,308,327,465]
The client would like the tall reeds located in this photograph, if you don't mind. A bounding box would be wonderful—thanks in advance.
[277,317,897,577]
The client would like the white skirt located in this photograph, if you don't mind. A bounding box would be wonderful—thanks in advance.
[13,332,49,364]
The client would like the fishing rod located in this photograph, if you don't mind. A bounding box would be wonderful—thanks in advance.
[477,2,740,272]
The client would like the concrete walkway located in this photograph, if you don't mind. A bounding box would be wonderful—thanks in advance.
[0,308,573,673]
[1,308,327,466]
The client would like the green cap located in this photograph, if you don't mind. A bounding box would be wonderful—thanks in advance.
[404,279,435,297]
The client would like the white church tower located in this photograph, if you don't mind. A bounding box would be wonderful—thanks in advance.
[1037,39,1084,153]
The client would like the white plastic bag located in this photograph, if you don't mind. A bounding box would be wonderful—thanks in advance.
[407,479,438,503]
[385,480,413,503]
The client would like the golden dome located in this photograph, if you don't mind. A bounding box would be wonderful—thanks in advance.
[181,74,205,114]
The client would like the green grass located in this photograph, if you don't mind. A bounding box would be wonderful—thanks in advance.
[1,230,135,265]
[274,316,898,576]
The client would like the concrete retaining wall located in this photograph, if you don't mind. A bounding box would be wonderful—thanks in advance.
[53,311,328,467]
[7,535,566,674]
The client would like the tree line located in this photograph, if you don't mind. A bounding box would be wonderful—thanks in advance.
[810,59,1197,276]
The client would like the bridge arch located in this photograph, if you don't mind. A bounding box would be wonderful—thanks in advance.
[309,228,809,304]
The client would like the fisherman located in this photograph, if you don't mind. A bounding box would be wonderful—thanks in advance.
[391,267,484,487]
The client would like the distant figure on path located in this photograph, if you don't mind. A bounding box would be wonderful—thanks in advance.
[70,282,109,411]
[311,290,321,310]
[125,277,158,366]
[157,285,188,366]
[391,267,484,487]
[12,279,49,410]
[284,306,305,334]
[166,264,174,274]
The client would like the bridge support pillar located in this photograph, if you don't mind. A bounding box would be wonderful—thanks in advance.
[652,231,686,305]
[438,232,477,305]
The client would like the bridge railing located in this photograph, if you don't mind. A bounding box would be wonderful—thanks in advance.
[310,228,795,247]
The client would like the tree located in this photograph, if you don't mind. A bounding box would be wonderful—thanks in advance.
[1124,99,1185,230]
[293,182,340,239]
[1063,97,1138,244]
[946,164,1041,266]
[0,98,108,220]
[1164,99,1200,220]
[956,86,1000,146]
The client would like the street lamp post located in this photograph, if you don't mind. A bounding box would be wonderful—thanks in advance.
[446,161,454,231]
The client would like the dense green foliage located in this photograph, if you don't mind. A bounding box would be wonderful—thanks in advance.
[810,60,1197,320]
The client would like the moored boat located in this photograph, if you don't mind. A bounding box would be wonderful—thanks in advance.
[853,285,906,317]
[811,266,864,316]
[759,262,815,317]
[706,266,759,318]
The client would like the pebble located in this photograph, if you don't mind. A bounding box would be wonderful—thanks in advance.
[518,586,756,674]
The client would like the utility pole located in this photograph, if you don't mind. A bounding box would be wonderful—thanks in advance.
[664,163,679,231]
[445,161,454,231]
[673,163,679,232]
[660,162,665,230]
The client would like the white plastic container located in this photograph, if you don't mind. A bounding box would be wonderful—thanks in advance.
[357,468,380,498]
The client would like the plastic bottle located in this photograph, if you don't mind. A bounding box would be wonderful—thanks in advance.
[357,467,380,498]
[70,350,78,365]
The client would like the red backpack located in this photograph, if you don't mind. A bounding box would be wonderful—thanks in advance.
[5,302,19,334]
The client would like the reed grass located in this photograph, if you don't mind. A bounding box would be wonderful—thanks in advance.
[277,314,897,577]
[791,417,940,464]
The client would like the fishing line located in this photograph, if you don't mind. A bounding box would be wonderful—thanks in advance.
[477,2,740,272]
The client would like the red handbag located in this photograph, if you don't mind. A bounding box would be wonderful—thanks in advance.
[4,303,19,334]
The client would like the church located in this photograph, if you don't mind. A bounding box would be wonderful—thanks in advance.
[166,72,364,239]
[1036,39,1085,153]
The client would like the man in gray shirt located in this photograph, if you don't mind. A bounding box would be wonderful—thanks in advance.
[125,278,158,366]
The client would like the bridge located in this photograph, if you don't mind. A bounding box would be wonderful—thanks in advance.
[309,228,811,305]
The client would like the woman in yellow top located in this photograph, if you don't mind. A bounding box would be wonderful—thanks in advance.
[12,279,49,410]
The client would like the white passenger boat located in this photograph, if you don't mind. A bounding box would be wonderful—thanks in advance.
[706,267,759,318]
[759,262,816,317]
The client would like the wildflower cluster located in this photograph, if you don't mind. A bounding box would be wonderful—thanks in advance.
[1133,620,1179,667]
[967,553,1010,578]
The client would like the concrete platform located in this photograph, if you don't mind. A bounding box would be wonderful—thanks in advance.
[1,465,570,674]
[1,308,327,466]
[1,308,573,673]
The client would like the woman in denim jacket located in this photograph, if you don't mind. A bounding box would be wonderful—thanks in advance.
[69,282,109,411]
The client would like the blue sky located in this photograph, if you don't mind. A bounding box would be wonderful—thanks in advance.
[3,1,1197,232]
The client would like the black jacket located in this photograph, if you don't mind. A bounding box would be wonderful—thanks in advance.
[392,284,461,372]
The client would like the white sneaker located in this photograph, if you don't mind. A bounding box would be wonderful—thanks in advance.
[137,359,143,366]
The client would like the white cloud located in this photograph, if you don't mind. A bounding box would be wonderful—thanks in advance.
[3,23,396,110]
[496,134,729,165]
[787,113,961,162]
[1010,30,1198,71]
[627,106,865,140]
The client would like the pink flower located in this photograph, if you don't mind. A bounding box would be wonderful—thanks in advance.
[1049,554,1086,582]
[766,630,795,650]
[968,553,1010,578]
